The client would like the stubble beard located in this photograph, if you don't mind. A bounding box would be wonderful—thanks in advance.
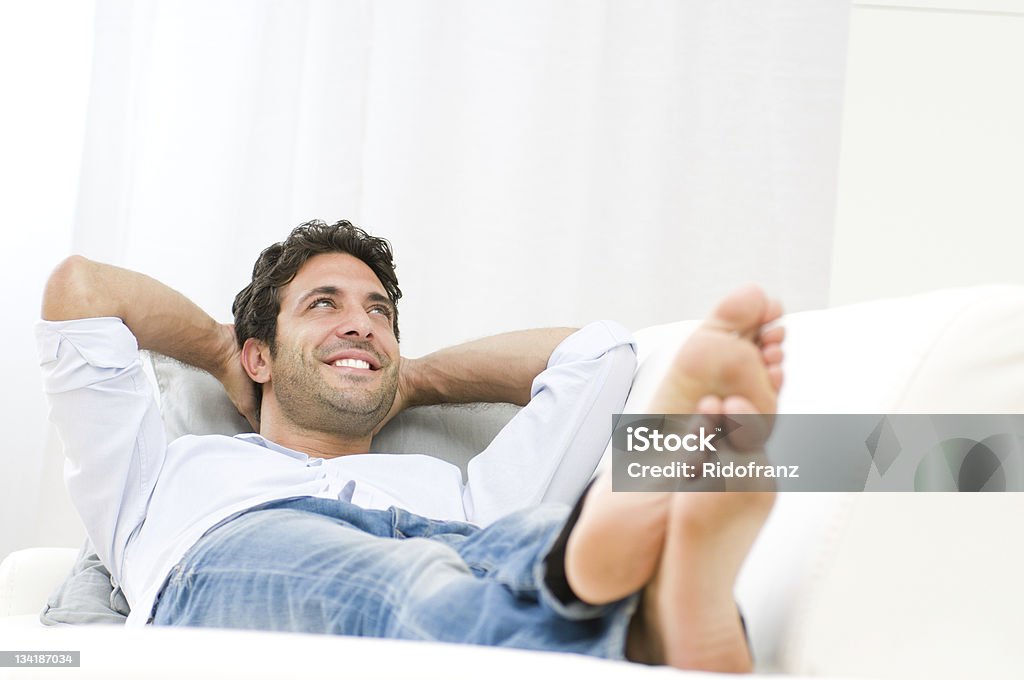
[271,344,398,439]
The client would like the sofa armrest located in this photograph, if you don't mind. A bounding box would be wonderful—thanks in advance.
[0,547,78,617]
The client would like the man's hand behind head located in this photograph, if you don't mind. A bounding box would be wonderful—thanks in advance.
[371,355,415,437]
[215,323,259,431]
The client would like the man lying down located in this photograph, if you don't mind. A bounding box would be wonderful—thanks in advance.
[38,219,784,671]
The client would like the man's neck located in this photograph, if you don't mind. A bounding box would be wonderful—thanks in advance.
[257,405,374,459]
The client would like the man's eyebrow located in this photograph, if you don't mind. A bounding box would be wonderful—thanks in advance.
[366,292,396,314]
[294,286,340,310]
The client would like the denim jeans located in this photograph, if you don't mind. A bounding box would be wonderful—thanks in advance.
[152,496,639,660]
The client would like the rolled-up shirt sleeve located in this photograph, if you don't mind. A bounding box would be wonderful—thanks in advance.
[36,318,166,590]
[464,321,637,526]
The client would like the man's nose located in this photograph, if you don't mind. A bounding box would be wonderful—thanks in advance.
[334,309,373,339]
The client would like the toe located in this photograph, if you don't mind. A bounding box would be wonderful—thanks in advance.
[708,284,768,337]
[761,343,783,365]
[722,395,758,414]
[761,298,783,325]
[697,395,724,414]
[758,325,785,347]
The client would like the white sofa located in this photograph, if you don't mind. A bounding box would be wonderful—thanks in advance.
[3,286,1024,679]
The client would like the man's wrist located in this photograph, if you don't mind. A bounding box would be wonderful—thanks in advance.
[207,323,241,381]
[398,356,430,409]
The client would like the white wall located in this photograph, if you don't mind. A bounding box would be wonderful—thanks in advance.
[0,0,95,560]
[830,0,1024,305]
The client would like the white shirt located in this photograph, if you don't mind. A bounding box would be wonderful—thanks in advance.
[37,317,636,627]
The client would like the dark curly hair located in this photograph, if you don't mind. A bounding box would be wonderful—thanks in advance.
[232,219,402,356]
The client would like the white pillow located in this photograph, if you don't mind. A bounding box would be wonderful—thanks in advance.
[777,286,1024,679]
[148,353,521,476]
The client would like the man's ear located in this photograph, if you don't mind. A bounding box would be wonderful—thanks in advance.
[241,337,272,384]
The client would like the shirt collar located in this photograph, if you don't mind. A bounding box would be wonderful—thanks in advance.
[234,432,317,463]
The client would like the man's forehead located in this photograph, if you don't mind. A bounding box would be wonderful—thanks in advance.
[281,252,388,303]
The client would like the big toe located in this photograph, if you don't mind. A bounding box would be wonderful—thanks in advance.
[707,284,769,337]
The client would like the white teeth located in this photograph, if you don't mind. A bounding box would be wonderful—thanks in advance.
[333,358,371,369]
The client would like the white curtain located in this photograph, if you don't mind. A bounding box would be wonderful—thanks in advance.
[7,0,850,556]
[0,0,94,560]
[76,0,849,354]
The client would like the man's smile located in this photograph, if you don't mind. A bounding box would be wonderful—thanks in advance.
[332,358,372,370]
[319,346,386,376]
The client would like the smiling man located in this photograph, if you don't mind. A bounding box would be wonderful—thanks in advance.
[39,219,784,671]
[238,250,402,452]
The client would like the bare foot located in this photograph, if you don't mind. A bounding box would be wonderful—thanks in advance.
[646,283,784,416]
[638,395,776,671]
[562,285,783,671]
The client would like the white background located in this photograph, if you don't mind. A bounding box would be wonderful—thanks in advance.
[3,0,1022,563]
[1,0,94,559]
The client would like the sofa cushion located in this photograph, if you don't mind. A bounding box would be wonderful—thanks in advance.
[40,543,129,625]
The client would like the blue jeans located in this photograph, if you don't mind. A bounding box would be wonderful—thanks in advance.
[152,496,639,660]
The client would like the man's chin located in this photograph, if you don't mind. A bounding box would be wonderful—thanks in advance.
[282,404,385,440]
[326,391,396,428]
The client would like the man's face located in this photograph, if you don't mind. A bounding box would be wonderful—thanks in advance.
[266,252,400,438]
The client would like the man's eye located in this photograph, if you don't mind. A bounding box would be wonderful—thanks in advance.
[369,306,392,318]
[310,298,335,309]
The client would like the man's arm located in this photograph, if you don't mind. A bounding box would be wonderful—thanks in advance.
[42,255,256,426]
[401,328,577,409]
[462,321,637,525]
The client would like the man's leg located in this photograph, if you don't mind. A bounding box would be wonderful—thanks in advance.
[564,285,785,671]
[151,498,478,636]
[152,496,638,659]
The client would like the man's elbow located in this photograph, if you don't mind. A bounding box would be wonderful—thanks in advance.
[42,255,105,321]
